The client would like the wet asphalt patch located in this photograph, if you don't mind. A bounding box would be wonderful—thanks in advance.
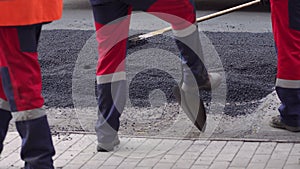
[39,30,277,117]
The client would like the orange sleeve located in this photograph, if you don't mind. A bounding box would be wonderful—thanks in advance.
[0,0,63,26]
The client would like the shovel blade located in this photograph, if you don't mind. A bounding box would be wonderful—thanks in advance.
[172,86,207,131]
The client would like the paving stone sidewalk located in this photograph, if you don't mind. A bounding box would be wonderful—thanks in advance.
[0,132,300,169]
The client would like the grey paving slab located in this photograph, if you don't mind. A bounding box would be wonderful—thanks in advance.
[230,157,252,168]
[194,155,216,166]
[172,159,195,169]
[159,154,181,163]
[153,162,174,169]
[265,159,286,169]
[180,151,201,161]
[284,165,300,169]
[1,132,300,169]
[246,162,266,169]
[199,141,227,157]
[215,141,243,162]
[230,142,259,168]
[209,161,231,169]
[250,154,271,163]
[286,155,300,165]
[255,142,277,155]
[190,164,210,169]
[117,161,139,169]
[0,134,21,168]
[290,144,300,156]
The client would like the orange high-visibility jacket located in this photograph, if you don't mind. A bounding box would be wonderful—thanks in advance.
[0,0,63,26]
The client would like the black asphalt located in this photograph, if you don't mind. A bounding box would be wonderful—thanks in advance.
[38,30,277,116]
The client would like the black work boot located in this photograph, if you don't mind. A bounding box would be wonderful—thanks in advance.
[97,135,120,152]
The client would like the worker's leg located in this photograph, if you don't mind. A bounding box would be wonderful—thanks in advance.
[91,1,131,151]
[271,0,300,129]
[0,25,55,168]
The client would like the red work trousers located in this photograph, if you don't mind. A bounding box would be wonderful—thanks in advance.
[0,24,44,112]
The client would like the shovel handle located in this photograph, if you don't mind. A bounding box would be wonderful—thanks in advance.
[132,0,260,41]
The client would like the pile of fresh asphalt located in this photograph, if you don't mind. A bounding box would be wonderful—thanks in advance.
[38,30,277,134]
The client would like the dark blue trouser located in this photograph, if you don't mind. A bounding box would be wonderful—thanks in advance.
[276,87,300,127]
[95,81,126,144]
[0,109,12,154]
[0,109,55,169]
